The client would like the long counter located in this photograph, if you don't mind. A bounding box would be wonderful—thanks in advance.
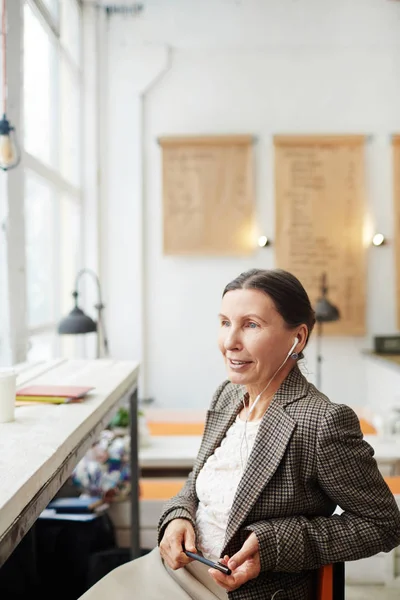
[0,358,140,566]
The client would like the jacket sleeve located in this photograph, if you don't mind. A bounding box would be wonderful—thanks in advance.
[157,380,231,545]
[244,403,400,573]
[157,470,198,545]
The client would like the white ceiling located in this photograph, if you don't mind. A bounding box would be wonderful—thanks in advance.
[82,0,400,50]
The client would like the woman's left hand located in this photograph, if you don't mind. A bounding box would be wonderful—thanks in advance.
[208,532,261,591]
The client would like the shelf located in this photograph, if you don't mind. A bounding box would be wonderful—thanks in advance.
[362,350,400,370]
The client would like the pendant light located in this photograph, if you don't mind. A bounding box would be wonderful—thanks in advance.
[0,0,20,171]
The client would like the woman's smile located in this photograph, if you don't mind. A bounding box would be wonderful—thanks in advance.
[227,358,253,371]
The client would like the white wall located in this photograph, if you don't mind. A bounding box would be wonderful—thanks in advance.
[364,353,400,419]
[98,0,400,409]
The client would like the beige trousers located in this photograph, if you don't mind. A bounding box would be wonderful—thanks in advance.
[78,547,228,600]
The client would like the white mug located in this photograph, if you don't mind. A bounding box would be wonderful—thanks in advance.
[0,368,16,423]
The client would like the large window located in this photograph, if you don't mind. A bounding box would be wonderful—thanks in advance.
[23,0,83,360]
[25,171,56,328]
[24,3,57,167]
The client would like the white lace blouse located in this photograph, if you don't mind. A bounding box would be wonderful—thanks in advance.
[194,415,261,561]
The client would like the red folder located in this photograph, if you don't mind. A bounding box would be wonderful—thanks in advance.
[16,385,94,399]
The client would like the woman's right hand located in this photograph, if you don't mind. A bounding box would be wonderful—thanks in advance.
[159,518,197,570]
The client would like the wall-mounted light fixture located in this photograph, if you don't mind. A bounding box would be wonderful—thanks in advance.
[372,233,386,247]
[258,235,271,248]
[0,0,20,171]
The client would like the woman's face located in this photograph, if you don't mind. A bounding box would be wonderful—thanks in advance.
[218,288,301,392]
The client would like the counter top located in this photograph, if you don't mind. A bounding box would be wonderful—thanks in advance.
[0,358,140,565]
[362,350,400,370]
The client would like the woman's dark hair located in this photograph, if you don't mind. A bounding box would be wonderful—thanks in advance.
[222,268,316,354]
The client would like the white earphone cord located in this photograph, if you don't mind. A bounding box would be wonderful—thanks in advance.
[240,337,298,471]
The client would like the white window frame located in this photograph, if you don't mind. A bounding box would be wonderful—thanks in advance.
[1,0,26,365]
[0,0,84,366]
[24,0,83,360]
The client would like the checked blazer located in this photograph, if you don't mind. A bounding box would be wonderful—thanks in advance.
[158,366,400,600]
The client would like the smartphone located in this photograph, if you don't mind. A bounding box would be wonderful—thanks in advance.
[183,550,232,575]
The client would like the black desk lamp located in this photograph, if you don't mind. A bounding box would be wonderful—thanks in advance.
[314,273,340,390]
[58,268,109,359]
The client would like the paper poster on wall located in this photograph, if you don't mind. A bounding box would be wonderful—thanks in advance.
[274,135,367,335]
[159,135,255,255]
[393,135,400,330]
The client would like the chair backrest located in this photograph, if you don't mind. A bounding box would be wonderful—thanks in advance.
[384,476,400,496]
[317,563,345,600]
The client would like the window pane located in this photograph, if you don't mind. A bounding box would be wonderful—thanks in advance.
[24,3,58,167]
[60,195,81,315]
[59,196,84,359]
[61,0,81,67]
[27,331,58,361]
[25,171,56,328]
[42,0,59,23]
[60,58,81,186]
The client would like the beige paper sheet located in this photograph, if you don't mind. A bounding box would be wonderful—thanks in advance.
[274,135,366,335]
[160,135,255,255]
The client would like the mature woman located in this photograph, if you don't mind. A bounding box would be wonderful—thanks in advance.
[79,269,400,600]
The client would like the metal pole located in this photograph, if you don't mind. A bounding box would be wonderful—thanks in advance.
[96,306,101,358]
[316,321,322,390]
[129,387,140,558]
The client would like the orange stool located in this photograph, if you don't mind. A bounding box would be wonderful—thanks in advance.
[147,421,204,436]
[139,478,185,500]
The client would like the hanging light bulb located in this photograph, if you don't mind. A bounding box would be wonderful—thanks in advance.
[0,0,20,171]
[0,114,20,170]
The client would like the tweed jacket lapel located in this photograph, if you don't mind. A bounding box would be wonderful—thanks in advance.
[223,366,309,550]
[195,384,243,473]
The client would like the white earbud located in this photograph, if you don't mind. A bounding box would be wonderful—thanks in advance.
[241,335,301,468]
[287,336,299,358]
